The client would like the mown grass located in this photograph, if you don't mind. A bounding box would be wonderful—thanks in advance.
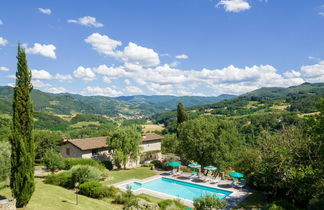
[105,167,156,185]
[0,179,122,210]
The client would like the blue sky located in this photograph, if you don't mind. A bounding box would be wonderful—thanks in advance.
[0,0,324,96]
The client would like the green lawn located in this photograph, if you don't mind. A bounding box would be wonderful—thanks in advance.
[236,191,269,209]
[0,179,122,210]
[0,168,158,210]
[105,167,156,185]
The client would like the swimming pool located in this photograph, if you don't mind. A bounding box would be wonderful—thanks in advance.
[120,177,232,201]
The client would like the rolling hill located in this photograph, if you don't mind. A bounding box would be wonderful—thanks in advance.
[152,83,324,128]
[0,86,234,118]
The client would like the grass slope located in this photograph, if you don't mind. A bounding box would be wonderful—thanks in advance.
[0,179,122,210]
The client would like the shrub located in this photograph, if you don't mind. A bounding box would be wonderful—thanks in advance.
[193,195,227,210]
[113,188,135,204]
[62,158,105,170]
[79,180,111,199]
[158,199,186,210]
[101,160,113,170]
[124,198,159,210]
[141,163,154,167]
[151,160,163,169]
[44,171,73,189]
[307,197,324,210]
[262,200,296,210]
[70,165,102,184]
[42,149,64,173]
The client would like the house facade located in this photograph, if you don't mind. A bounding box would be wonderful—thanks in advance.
[60,133,163,168]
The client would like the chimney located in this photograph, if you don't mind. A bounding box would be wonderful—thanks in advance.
[62,136,68,142]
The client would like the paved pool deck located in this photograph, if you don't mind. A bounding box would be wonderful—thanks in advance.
[111,172,252,209]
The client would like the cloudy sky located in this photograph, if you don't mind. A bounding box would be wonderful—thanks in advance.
[0,0,324,96]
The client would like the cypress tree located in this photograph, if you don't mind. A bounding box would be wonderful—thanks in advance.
[10,43,35,207]
[177,102,189,125]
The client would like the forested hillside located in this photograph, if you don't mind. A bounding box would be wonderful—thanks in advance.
[152,83,324,137]
[0,86,232,118]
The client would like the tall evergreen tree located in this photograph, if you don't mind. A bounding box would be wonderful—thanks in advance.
[177,102,188,125]
[10,44,35,207]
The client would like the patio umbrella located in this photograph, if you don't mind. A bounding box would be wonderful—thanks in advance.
[188,163,201,169]
[168,162,181,167]
[204,166,217,171]
[229,172,244,178]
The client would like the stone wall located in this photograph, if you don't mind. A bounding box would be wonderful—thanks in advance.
[0,199,16,210]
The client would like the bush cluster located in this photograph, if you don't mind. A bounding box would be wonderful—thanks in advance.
[193,195,227,210]
[44,165,103,188]
[141,163,154,167]
[62,158,105,170]
[44,171,74,189]
[158,199,186,210]
[150,160,163,169]
[101,160,113,170]
[70,165,102,184]
[79,180,117,199]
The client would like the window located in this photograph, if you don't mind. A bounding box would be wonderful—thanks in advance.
[66,148,70,155]
[92,149,98,155]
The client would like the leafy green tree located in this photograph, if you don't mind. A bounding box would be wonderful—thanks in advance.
[177,116,241,170]
[34,130,62,162]
[161,133,179,154]
[177,103,188,125]
[193,195,227,210]
[251,126,324,207]
[42,150,64,173]
[107,126,141,169]
[9,44,35,207]
[0,141,10,181]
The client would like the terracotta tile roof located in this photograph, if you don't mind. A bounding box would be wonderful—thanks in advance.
[142,133,164,142]
[67,136,108,151]
[63,133,163,151]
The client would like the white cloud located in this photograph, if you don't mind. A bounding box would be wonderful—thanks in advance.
[55,73,73,81]
[31,69,52,80]
[47,87,68,93]
[319,12,324,16]
[93,64,127,77]
[125,86,143,94]
[124,79,130,85]
[300,60,324,82]
[0,66,9,71]
[175,54,188,59]
[0,37,8,46]
[38,8,52,15]
[68,16,103,27]
[7,83,15,87]
[0,19,3,25]
[119,42,160,66]
[102,76,112,83]
[283,70,301,78]
[85,33,160,66]
[26,43,56,59]
[85,33,122,56]
[73,66,96,81]
[81,86,123,97]
[217,0,251,13]
[32,80,51,88]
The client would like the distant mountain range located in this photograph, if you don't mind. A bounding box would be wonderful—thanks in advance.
[0,86,235,118]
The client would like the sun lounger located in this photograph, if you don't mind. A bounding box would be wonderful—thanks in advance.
[210,177,220,184]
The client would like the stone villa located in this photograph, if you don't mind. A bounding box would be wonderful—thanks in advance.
[59,133,163,168]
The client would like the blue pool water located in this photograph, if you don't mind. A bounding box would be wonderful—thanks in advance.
[121,177,232,201]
